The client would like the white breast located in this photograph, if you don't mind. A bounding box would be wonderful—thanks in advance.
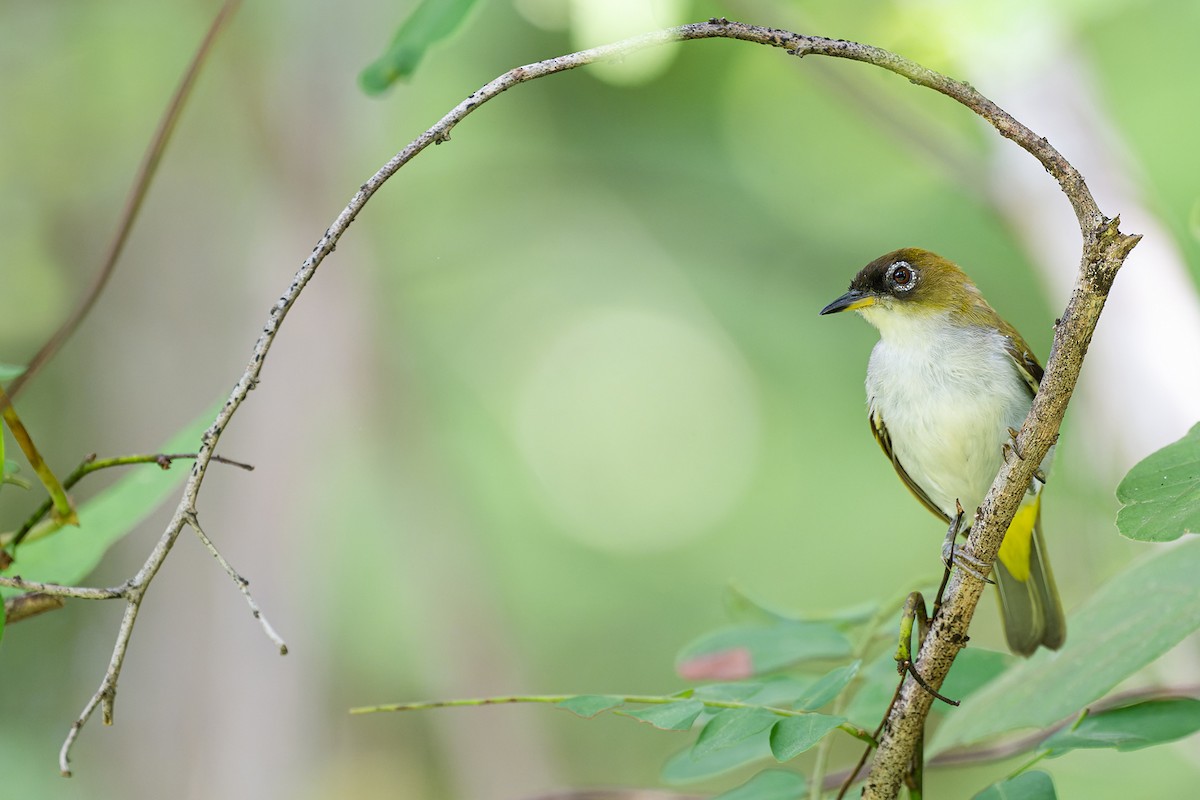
[862,309,1038,518]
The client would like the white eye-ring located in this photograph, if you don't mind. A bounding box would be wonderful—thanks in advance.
[888,261,918,292]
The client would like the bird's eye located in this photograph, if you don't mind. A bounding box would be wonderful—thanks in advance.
[889,262,917,291]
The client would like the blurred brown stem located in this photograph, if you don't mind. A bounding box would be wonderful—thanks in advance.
[3,0,243,401]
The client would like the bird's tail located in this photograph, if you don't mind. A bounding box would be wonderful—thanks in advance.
[994,503,1066,656]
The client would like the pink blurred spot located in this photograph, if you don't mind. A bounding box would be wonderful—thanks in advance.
[677,648,754,681]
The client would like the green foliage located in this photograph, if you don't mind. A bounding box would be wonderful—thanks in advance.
[359,0,480,94]
[713,769,807,800]
[972,770,1056,800]
[1044,699,1200,755]
[792,661,860,710]
[0,406,217,596]
[363,549,1200,797]
[935,648,1013,710]
[662,731,775,785]
[676,620,853,679]
[931,538,1200,751]
[0,363,24,381]
[614,699,705,731]
[556,695,624,718]
[769,713,846,761]
[1116,422,1200,541]
[694,708,781,757]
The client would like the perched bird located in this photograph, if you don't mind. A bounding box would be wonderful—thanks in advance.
[820,248,1065,655]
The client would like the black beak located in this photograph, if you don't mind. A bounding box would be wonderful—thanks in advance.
[819,289,873,316]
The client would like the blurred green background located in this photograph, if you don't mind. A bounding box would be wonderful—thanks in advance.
[2,0,1199,797]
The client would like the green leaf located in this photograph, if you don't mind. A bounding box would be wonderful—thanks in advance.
[713,769,807,800]
[791,661,860,710]
[0,405,219,596]
[768,714,846,761]
[692,708,780,758]
[677,622,852,680]
[1043,698,1200,754]
[0,592,6,649]
[693,682,769,702]
[0,363,24,382]
[555,695,624,718]
[1116,422,1200,541]
[843,652,902,729]
[930,538,1200,752]
[723,584,875,627]
[359,0,480,94]
[615,699,704,731]
[971,770,1056,800]
[661,730,773,785]
[745,676,823,709]
[934,648,1013,714]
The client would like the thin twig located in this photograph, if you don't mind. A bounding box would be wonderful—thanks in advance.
[350,693,875,745]
[3,0,243,401]
[0,576,124,600]
[3,451,253,552]
[59,595,143,775]
[184,512,287,655]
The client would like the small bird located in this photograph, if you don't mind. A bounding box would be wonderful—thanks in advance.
[820,248,1065,655]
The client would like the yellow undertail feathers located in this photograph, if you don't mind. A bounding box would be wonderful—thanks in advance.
[997,496,1040,582]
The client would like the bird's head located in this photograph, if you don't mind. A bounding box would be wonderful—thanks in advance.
[819,248,985,328]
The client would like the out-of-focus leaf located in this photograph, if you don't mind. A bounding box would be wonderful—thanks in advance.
[555,695,624,718]
[930,539,1200,752]
[0,404,219,596]
[1043,698,1200,755]
[933,648,1013,714]
[695,677,835,711]
[723,584,875,627]
[615,699,703,731]
[676,622,852,680]
[0,593,6,648]
[844,652,902,729]
[768,714,845,761]
[359,0,480,94]
[1116,422,1200,541]
[792,661,860,711]
[746,676,821,709]
[713,769,807,800]
[661,730,773,785]
[724,584,795,623]
[0,363,24,381]
[693,682,768,702]
[692,708,779,758]
[971,770,1056,800]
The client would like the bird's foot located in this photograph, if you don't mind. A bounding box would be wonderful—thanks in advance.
[939,501,993,584]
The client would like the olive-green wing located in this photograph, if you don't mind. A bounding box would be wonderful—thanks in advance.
[994,314,1043,396]
[869,409,951,524]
